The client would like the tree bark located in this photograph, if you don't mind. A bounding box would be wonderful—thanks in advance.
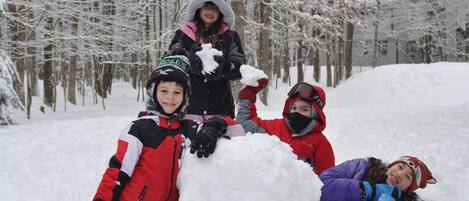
[43,17,55,108]
[232,0,246,103]
[326,33,332,87]
[344,22,354,79]
[68,15,79,105]
[258,0,271,105]
[313,47,320,83]
[372,21,379,68]
[7,4,26,105]
[282,8,290,84]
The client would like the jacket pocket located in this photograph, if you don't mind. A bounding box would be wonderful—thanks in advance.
[137,184,148,201]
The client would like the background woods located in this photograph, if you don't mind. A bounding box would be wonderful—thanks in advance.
[1,0,468,122]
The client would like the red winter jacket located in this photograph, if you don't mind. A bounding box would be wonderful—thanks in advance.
[236,96,335,176]
[93,115,197,201]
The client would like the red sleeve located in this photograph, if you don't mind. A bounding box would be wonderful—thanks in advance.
[235,100,282,135]
[313,135,335,176]
[94,121,143,201]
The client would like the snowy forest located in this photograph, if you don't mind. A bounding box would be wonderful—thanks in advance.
[1,0,469,124]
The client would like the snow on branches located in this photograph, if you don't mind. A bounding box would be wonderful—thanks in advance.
[0,50,24,125]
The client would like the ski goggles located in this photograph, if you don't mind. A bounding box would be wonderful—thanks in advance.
[287,82,324,109]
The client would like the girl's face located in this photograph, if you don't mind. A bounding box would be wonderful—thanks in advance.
[199,4,220,26]
[156,81,184,114]
[290,100,312,117]
[386,162,413,191]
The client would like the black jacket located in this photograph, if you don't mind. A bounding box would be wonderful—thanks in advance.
[169,27,246,118]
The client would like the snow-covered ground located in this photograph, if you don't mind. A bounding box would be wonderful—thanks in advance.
[1,62,468,201]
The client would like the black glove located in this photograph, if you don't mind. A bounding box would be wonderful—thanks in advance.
[190,117,228,158]
[164,43,187,57]
[184,46,202,75]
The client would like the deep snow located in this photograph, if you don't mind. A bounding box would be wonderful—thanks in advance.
[1,62,468,201]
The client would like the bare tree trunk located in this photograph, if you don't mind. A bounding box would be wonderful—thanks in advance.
[338,37,344,81]
[231,0,246,103]
[274,47,281,89]
[26,61,32,119]
[313,47,320,83]
[68,16,79,105]
[466,22,469,61]
[43,17,55,108]
[423,34,432,64]
[102,65,113,98]
[101,0,116,98]
[83,60,91,106]
[344,22,354,79]
[93,55,102,104]
[62,57,68,112]
[372,21,379,68]
[8,4,26,105]
[158,0,164,61]
[456,27,464,62]
[312,19,320,83]
[332,36,339,87]
[258,0,271,105]
[282,36,290,84]
[131,53,138,89]
[326,33,332,87]
[281,8,290,84]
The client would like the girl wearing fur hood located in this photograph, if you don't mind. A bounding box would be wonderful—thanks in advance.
[168,0,246,122]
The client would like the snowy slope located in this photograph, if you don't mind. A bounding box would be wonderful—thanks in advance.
[1,62,468,201]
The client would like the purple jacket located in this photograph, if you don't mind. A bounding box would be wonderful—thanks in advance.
[319,158,369,201]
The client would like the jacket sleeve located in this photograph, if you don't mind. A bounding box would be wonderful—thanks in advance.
[319,158,368,201]
[220,116,246,137]
[221,30,246,81]
[93,122,144,201]
[313,135,335,176]
[236,99,280,135]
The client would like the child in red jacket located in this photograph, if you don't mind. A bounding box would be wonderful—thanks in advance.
[93,55,234,201]
[236,79,335,175]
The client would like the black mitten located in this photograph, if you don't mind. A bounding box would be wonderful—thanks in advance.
[187,46,203,75]
[164,43,187,57]
[190,117,228,158]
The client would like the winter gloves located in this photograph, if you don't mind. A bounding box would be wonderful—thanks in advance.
[190,117,228,158]
[361,181,402,201]
[238,78,269,103]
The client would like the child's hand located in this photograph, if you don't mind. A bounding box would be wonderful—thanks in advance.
[361,181,402,201]
[190,117,228,158]
[195,44,223,75]
[239,65,268,87]
[238,78,269,103]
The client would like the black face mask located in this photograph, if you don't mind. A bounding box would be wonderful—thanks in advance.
[286,112,314,134]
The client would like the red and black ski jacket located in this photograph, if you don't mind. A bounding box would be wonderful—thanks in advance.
[93,115,198,201]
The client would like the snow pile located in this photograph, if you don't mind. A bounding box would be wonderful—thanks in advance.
[239,64,268,87]
[178,134,320,201]
[1,62,469,201]
[195,44,223,75]
[328,62,469,107]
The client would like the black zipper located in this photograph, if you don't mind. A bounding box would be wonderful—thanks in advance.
[137,184,148,201]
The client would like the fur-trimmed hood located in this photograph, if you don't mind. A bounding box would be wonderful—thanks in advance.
[186,0,235,29]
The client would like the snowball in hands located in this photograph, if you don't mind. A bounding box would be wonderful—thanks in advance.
[195,44,223,75]
[239,65,268,87]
